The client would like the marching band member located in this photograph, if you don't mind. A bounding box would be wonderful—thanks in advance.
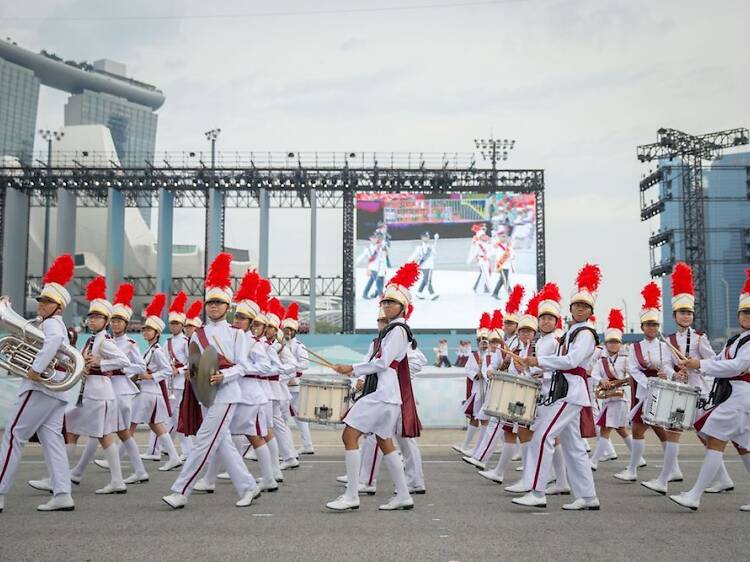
[130,294,183,473]
[263,297,301,470]
[81,283,150,485]
[0,255,76,513]
[163,253,260,509]
[454,340,472,368]
[670,269,750,512]
[326,262,421,511]
[490,234,512,300]
[459,314,493,460]
[176,300,203,446]
[641,264,714,495]
[463,309,506,469]
[501,283,564,492]
[514,264,601,510]
[614,282,675,484]
[165,291,191,458]
[66,277,131,495]
[589,309,637,471]
[283,302,315,455]
[452,314,491,455]
[410,231,439,300]
[194,270,278,493]
[184,300,203,339]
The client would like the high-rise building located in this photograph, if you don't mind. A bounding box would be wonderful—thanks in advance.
[0,56,40,164]
[655,152,750,341]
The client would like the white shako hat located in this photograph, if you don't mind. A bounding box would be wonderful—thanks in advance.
[639,281,662,325]
[38,254,74,308]
[143,293,167,333]
[112,283,135,322]
[86,276,113,318]
[604,308,625,342]
[205,252,234,305]
[670,262,695,313]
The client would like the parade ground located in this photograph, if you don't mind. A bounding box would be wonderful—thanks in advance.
[1,429,747,562]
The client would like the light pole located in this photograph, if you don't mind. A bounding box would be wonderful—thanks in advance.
[720,278,731,337]
[203,128,222,271]
[38,129,64,271]
[474,137,516,179]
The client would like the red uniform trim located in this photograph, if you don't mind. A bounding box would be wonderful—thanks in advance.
[0,391,34,484]
[181,404,232,495]
[532,401,568,489]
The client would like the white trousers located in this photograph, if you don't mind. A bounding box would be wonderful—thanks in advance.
[473,417,504,463]
[271,400,297,462]
[523,401,596,499]
[358,433,425,489]
[170,403,254,498]
[0,390,71,496]
[290,391,313,449]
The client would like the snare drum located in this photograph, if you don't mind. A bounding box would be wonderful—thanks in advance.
[297,374,353,425]
[642,378,700,431]
[483,371,540,427]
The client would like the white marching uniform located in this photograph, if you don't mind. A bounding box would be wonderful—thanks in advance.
[463,350,491,421]
[110,335,145,431]
[693,329,750,448]
[231,332,272,437]
[343,319,407,439]
[166,334,190,438]
[590,350,630,429]
[265,338,299,462]
[131,342,173,425]
[522,322,597,499]
[287,337,313,450]
[667,327,714,397]
[170,320,256,498]
[66,331,130,439]
[0,315,72,497]
[628,337,674,423]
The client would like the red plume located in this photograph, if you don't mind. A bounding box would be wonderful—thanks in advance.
[490,309,503,330]
[641,282,662,310]
[113,283,135,307]
[670,262,694,296]
[169,291,187,313]
[607,308,625,331]
[525,292,542,317]
[268,297,285,319]
[506,284,525,315]
[541,282,561,303]
[206,252,233,289]
[235,270,260,303]
[479,312,491,330]
[186,299,203,320]
[43,254,74,286]
[284,302,299,321]
[590,314,597,324]
[86,276,107,302]
[256,279,271,311]
[742,268,750,294]
[576,263,602,293]
[388,261,420,290]
[145,293,166,318]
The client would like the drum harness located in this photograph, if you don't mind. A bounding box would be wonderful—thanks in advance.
[702,333,750,410]
[543,326,599,406]
[357,321,416,402]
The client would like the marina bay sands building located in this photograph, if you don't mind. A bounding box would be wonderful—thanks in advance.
[0,38,164,165]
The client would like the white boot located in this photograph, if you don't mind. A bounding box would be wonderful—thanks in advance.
[37,494,75,512]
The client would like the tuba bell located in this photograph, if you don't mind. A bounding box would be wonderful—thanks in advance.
[0,296,85,392]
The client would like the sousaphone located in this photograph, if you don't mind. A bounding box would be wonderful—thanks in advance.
[188,341,218,408]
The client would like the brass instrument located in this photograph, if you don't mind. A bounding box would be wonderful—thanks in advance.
[594,377,630,400]
[0,296,84,392]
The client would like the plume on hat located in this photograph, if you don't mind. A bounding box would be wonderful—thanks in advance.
[86,276,107,302]
[43,254,74,286]
[113,283,135,307]
[145,293,167,317]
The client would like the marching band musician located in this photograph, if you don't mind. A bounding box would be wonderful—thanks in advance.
[589,309,637,471]
[263,297,301,471]
[130,294,183,473]
[327,262,421,511]
[163,253,261,509]
[478,295,543,485]
[641,265,715,495]
[409,231,440,300]
[614,282,676,485]
[670,268,750,512]
[75,283,150,485]
[462,309,507,470]
[514,264,602,510]
[664,264,732,494]
[283,302,315,455]
[194,270,278,493]
[0,255,76,513]
[184,299,203,339]
[175,300,204,446]
[66,277,131,495]
[164,291,192,459]
[451,313,491,455]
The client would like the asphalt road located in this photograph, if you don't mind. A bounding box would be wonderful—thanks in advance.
[1,430,748,562]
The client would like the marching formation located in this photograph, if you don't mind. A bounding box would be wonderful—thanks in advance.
[0,252,748,516]
[0,252,313,513]
[453,263,750,512]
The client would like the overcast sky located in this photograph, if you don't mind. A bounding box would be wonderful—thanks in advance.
[3,0,749,330]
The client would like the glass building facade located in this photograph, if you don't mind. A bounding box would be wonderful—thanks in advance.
[64,89,158,166]
[0,58,40,164]
[657,152,750,341]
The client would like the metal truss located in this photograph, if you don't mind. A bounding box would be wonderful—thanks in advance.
[637,127,749,331]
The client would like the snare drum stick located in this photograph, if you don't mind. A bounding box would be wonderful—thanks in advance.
[658,333,687,362]
[307,349,336,368]
[307,356,335,369]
